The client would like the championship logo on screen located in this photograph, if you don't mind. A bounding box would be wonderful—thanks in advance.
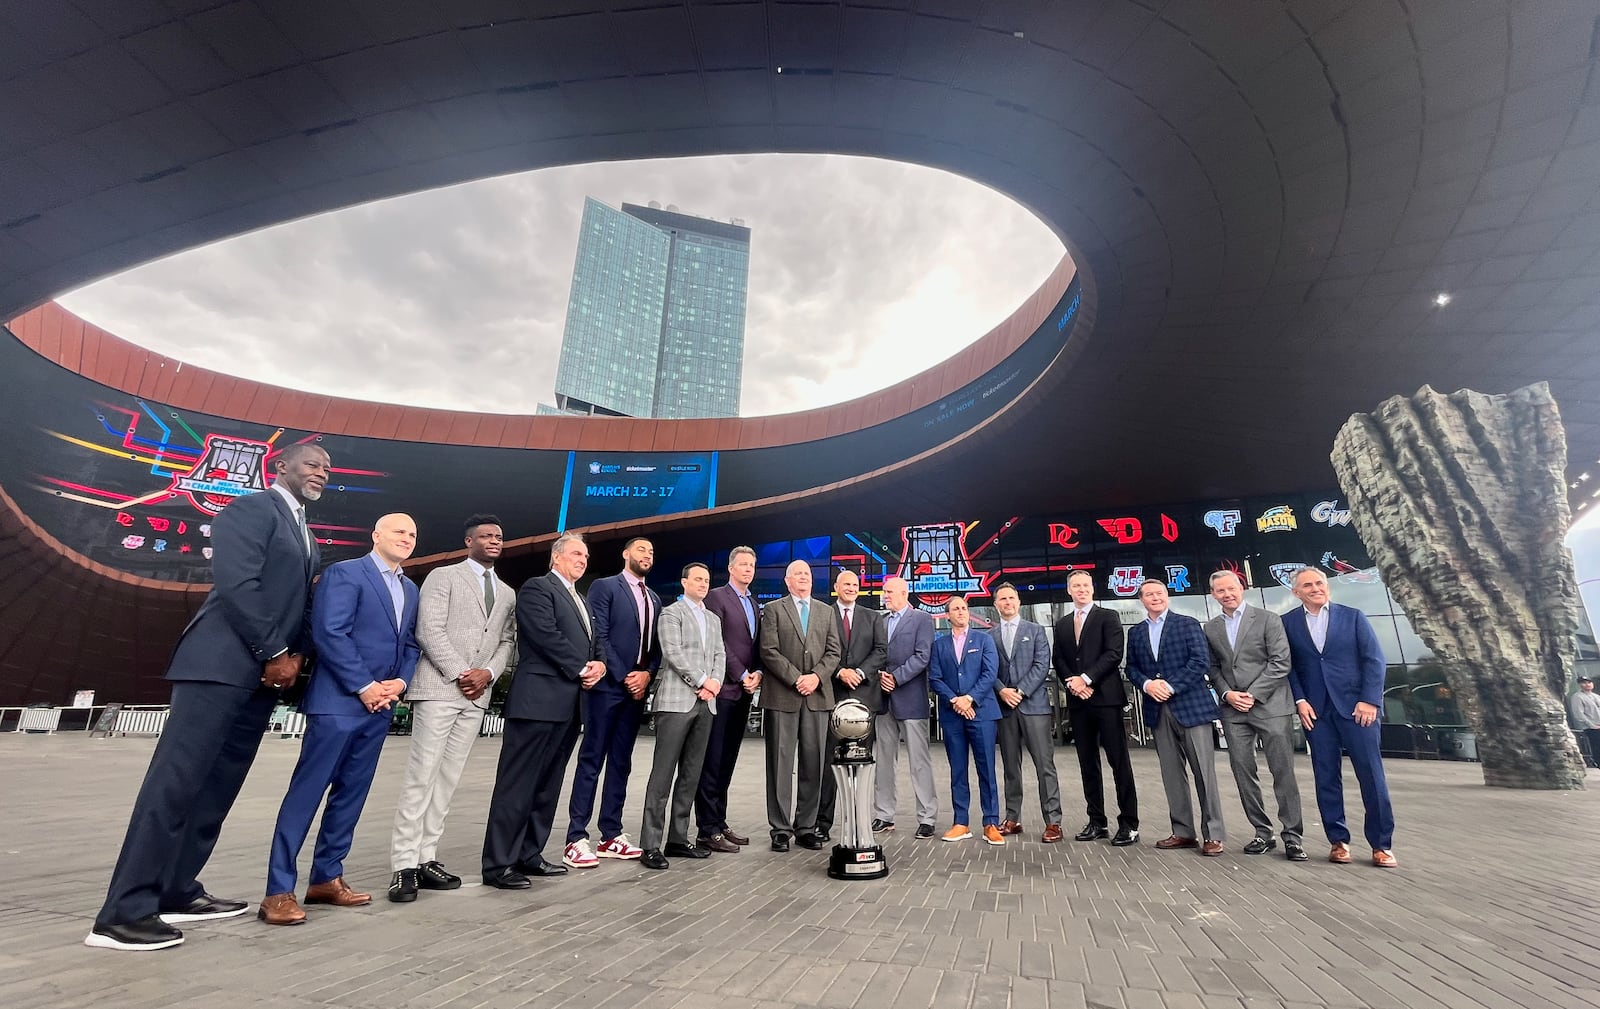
[1203,509,1241,537]
[1255,505,1297,533]
[1107,565,1144,597]
[898,522,986,611]
[1310,499,1352,527]
[168,435,271,515]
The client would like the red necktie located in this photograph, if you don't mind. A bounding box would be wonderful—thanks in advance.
[842,607,852,645]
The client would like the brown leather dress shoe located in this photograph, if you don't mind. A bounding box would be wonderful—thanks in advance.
[721,827,750,846]
[1371,849,1397,868]
[304,877,371,907]
[1201,840,1224,856]
[698,833,740,853]
[1154,835,1199,850]
[257,892,306,926]
[1329,842,1352,863]
[1041,824,1064,843]
[998,820,1023,836]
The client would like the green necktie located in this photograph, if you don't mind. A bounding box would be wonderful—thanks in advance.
[483,570,494,613]
[798,598,809,634]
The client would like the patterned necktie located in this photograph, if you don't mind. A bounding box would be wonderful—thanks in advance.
[482,570,494,613]
[1003,622,1015,657]
[295,506,310,555]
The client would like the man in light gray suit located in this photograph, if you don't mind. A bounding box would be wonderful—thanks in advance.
[758,559,842,852]
[989,583,1063,842]
[387,514,517,902]
[873,576,939,839]
[1203,570,1306,862]
[638,562,725,870]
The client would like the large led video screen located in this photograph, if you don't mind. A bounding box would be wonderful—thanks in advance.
[557,450,718,531]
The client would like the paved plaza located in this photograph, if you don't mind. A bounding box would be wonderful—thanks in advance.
[2,731,1597,1009]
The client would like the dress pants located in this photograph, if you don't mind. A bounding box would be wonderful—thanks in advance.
[1068,703,1139,832]
[997,712,1063,825]
[96,680,278,928]
[482,717,582,874]
[1151,710,1226,842]
[566,682,644,844]
[1220,713,1303,844]
[640,707,713,850]
[872,714,937,827]
[694,690,752,838]
[763,707,827,839]
[267,712,391,894]
[390,698,485,870]
[1305,713,1394,849]
[939,713,999,827]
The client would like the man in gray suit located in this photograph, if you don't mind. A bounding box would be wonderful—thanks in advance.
[872,576,939,839]
[638,562,725,870]
[989,583,1063,842]
[387,514,517,902]
[1204,570,1306,862]
[758,560,842,852]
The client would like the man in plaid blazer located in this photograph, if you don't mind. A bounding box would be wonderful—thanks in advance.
[1124,578,1227,856]
[637,562,726,870]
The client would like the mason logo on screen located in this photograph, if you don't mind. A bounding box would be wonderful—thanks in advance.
[1255,505,1298,533]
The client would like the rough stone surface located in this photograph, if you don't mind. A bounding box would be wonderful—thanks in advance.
[1331,382,1586,790]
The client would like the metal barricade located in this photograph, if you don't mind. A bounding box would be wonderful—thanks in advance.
[19,707,62,733]
[112,706,170,736]
[480,713,505,737]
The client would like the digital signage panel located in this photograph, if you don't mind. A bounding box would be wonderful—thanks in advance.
[556,451,718,532]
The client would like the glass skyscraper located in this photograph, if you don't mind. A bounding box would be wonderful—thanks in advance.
[549,198,750,419]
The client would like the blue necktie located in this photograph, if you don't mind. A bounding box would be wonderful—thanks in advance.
[798,598,809,634]
[739,593,755,637]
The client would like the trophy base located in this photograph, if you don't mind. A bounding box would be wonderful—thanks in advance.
[827,844,888,881]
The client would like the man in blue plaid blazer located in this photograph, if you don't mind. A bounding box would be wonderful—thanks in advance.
[1124,578,1227,856]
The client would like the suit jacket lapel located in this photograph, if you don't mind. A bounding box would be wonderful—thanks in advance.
[359,558,400,635]
[464,562,488,618]
[551,572,591,639]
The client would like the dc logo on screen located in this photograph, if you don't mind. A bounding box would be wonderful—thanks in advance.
[588,461,602,475]
[1203,509,1241,537]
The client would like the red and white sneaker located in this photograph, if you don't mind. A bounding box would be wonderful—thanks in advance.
[563,839,599,869]
[596,833,643,859]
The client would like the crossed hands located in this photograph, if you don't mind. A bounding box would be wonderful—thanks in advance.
[1226,690,1256,713]
[696,678,722,703]
[838,668,864,690]
[457,668,493,701]
[796,673,821,697]
[579,661,607,689]
[879,671,897,693]
[951,695,976,720]
[261,652,305,690]
[624,669,651,700]
[743,671,762,694]
[1142,678,1174,703]
[1066,675,1092,700]
[358,679,406,713]
[999,686,1023,709]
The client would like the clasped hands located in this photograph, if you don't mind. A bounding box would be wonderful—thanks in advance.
[1066,675,1092,700]
[795,672,821,696]
[1225,690,1256,713]
[457,667,493,701]
[951,694,976,720]
[579,661,607,689]
[695,678,722,703]
[998,686,1023,709]
[623,668,651,700]
[1142,678,1174,702]
[358,679,406,713]
[838,668,864,690]
[261,652,304,690]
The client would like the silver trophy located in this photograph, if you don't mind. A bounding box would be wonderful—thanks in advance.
[826,699,888,880]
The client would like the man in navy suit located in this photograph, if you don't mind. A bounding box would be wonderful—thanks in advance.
[562,537,659,868]
[697,546,763,851]
[1125,578,1226,856]
[87,442,329,952]
[1283,567,1396,868]
[481,533,606,888]
[930,596,1004,845]
[259,513,420,924]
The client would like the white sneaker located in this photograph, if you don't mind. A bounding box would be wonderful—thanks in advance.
[563,838,599,868]
[596,833,643,859]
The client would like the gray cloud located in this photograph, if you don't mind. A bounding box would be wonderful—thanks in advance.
[59,154,1063,418]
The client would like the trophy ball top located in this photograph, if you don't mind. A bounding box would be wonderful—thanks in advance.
[831,699,874,740]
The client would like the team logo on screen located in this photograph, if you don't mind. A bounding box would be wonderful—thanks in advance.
[1269,563,1307,589]
[168,435,270,515]
[1255,505,1297,533]
[1165,565,1190,592]
[1203,509,1241,536]
[1047,522,1081,549]
[899,522,986,611]
[1108,565,1144,597]
[1310,500,1352,527]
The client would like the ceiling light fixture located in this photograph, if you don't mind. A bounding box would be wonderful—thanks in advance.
[1433,292,1452,307]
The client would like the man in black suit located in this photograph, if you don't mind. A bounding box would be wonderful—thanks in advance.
[817,569,887,840]
[1053,569,1139,846]
[480,533,605,888]
[696,546,763,852]
[87,442,330,951]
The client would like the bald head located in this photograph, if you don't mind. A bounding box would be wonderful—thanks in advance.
[372,512,417,566]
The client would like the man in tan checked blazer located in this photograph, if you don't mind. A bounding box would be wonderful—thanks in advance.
[638,562,726,870]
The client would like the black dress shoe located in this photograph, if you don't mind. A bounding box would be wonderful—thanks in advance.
[797,833,825,850]
[1242,837,1278,855]
[815,829,832,843]
[871,819,895,833]
[515,860,569,877]
[770,834,791,852]
[1074,824,1110,842]
[388,868,419,902]
[84,914,184,951]
[1284,841,1309,862]
[419,861,462,890]
[664,842,711,859]
[482,869,532,889]
[914,823,936,839]
[1110,828,1139,846]
[159,893,249,923]
[641,849,669,870]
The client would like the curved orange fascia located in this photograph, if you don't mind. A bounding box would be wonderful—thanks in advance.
[7,257,1072,452]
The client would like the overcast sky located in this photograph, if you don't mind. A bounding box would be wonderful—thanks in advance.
[58,154,1064,418]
